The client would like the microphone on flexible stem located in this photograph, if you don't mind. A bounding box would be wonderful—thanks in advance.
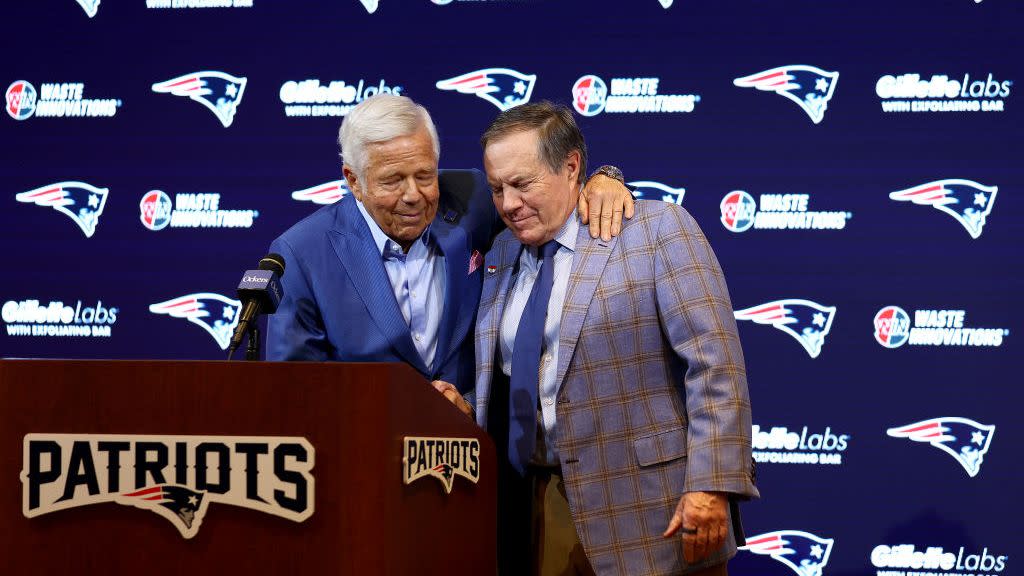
[227,253,286,360]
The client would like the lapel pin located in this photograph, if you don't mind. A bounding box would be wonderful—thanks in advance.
[486,265,497,274]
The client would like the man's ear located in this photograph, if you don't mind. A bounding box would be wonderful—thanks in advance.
[564,150,582,186]
[343,165,363,201]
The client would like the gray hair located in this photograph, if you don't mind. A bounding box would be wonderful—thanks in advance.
[338,94,441,178]
[480,101,587,186]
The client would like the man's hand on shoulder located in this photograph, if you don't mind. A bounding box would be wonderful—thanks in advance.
[663,491,729,564]
[579,167,635,241]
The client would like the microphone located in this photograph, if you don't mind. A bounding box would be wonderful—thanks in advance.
[227,253,286,359]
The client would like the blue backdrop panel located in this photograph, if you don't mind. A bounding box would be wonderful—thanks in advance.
[2,1,1021,575]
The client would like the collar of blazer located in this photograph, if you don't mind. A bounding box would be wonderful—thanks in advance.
[487,223,619,392]
[326,195,477,377]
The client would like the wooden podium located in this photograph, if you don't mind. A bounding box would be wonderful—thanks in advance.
[0,360,496,575]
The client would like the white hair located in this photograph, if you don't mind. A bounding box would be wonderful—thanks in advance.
[338,94,440,178]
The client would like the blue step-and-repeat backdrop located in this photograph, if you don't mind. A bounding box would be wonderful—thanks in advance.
[3,1,1021,574]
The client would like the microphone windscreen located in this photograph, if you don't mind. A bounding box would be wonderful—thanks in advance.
[258,253,286,276]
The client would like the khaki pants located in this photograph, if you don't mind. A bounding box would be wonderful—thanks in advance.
[532,468,595,576]
[530,469,729,576]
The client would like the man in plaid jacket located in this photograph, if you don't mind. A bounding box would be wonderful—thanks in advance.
[461,102,759,576]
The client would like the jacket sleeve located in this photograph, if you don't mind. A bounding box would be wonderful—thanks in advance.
[266,236,333,362]
[654,204,759,500]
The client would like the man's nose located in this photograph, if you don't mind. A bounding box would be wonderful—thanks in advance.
[501,188,523,214]
[399,176,422,203]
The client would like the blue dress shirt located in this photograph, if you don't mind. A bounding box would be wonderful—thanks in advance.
[499,210,578,465]
[356,200,446,369]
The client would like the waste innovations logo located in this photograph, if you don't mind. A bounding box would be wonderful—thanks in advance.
[3,299,118,338]
[152,71,247,128]
[149,293,242,349]
[5,80,121,120]
[74,0,100,17]
[403,437,481,494]
[571,75,700,117]
[742,531,834,576]
[873,306,1008,349]
[291,181,349,204]
[6,81,36,120]
[139,191,258,231]
[720,191,851,233]
[146,0,253,8]
[15,182,108,237]
[871,544,1007,575]
[888,179,997,239]
[734,65,839,124]
[887,417,995,478]
[280,79,403,117]
[22,434,313,539]
[436,68,535,111]
[629,181,685,205]
[734,299,837,358]
[877,73,1011,113]
[752,425,850,466]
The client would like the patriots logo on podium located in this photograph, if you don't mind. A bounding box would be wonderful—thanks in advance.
[629,181,685,205]
[152,71,248,128]
[436,68,536,111]
[888,179,997,239]
[734,299,836,358]
[357,0,379,13]
[433,463,455,485]
[149,293,242,350]
[76,0,100,18]
[734,65,839,124]
[15,181,109,238]
[658,0,674,7]
[118,485,208,539]
[741,530,834,576]
[291,180,350,205]
[887,417,995,477]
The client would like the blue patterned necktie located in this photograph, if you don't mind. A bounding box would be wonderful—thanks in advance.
[509,240,560,475]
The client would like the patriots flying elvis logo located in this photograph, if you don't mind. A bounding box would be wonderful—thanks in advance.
[629,181,685,205]
[291,180,349,205]
[734,65,839,124]
[888,179,997,239]
[76,0,100,18]
[16,182,108,238]
[152,71,247,128]
[735,299,836,358]
[120,485,208,538]
[887,417,995,477]
[436,68,536,111]
[149,293,242,350]
[742,530,834,576]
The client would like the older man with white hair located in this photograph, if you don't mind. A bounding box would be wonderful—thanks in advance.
[267,94,633,392]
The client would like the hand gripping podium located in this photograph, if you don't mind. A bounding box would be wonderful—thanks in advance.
[0,360,496,575]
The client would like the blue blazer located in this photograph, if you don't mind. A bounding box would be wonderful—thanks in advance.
[266,170,498,391]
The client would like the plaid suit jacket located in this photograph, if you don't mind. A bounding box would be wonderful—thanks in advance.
[475,200,759,575]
